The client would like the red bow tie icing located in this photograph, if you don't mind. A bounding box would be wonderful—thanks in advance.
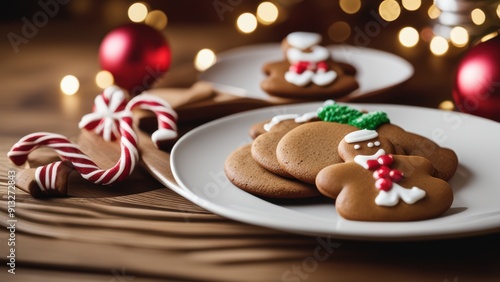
[290,61,329,74]
[366,154,404,191]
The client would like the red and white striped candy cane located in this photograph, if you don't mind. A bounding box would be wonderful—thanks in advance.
[79,86,129,141]
[126,94,178,147]
[7,114,139,192]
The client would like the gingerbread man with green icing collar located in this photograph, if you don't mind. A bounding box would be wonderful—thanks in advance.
[316,129,454,222]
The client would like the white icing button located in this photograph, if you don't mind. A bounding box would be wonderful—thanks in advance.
[374,141,380,147]
[354,144,361,150]
[367,142,374,148]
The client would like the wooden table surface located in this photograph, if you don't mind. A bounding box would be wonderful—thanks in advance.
[1,18,500,282]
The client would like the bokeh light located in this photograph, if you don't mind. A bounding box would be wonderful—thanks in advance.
[257,2,279,25]
[339,0,361,15]
[194,49,217,71]
[427,4,441,19]
[95,70,114,89]
[128,2,148,23]
[328,21,351,42]
[145,10,168,30]
[402,0,421,11]
[450,26,469,47]
[399,27,419,47]
[497,4,500,19]
[439,100,455,111]
[60,75,80,95]
[379,0,401,22]
[237,13,258,33]
[420,27,435,43]
[430,36,449,56]
[480,31,498,43]
[471,8,486,25]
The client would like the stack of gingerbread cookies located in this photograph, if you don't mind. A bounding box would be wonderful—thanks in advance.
[224,101,458,221]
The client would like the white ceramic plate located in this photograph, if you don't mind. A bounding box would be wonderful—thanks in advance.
[171,103,500,241]
[200,44,414,100]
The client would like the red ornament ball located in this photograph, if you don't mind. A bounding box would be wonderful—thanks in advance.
[453,36,500,122]
[99,23,171,96]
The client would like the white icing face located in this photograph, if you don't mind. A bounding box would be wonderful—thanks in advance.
[286,32,322,50]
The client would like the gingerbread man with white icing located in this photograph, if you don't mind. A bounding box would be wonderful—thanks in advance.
[316,129,454,221]
[261,32,359,100]
[283,32,337,87]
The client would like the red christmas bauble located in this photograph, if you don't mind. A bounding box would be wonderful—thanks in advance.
[453,36,500,122]
[99,23,171,96]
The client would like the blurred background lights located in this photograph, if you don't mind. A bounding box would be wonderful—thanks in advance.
[480,31,498,43]
[399,27,419,47]
[339,0,361,15]
[256,2,279,25]
[402,0,421,11]
[236,13,258,33]
[439,100,455,111]
[128,2,148,23]
[420,27,435,43]
[450,26,469,47]
[95,70,114,89]
[379,0,401,22]
[430,36,449,56]
[471,8,485,25]
[328,21,351,43]
[60,75,80,95]
[145,10,168,30]
[194,48,217,71]
[497,4,500,19]
[427,4,441,19]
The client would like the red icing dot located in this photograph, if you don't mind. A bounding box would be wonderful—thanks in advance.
[373,166,390,179]
[366,159,380,170]
[375,178,392,191]
[390,169,404,182]
[317,61,329,71]
[377,154,393,166]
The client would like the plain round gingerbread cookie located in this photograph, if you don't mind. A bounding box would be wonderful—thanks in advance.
[251,119,316,178]
[224,144,320,199]
[276,121,359,184]
[261,61,359,100]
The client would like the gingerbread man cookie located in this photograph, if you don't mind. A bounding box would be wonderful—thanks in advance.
[277,102,457,183]
[316,130,454,221]
[261,32,359,99]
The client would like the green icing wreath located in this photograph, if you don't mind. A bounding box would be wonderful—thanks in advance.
[317,103,390,130]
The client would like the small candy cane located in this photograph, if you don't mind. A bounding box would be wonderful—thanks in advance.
[7,114,139,194]
[79,86,129,141]
[126,94,178,147]
[80,86,178,147]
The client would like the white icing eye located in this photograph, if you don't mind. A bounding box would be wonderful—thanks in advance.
[354,144,361,150]
[374,141,380,146]
[367,142,374,148]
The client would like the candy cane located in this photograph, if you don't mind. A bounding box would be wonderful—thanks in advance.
[126,94,178,147]
[79,86,178,148]
[79,86,129,141]
[7,114,139,193]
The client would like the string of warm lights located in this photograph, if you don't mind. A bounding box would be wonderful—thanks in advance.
[59,1,500,98]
